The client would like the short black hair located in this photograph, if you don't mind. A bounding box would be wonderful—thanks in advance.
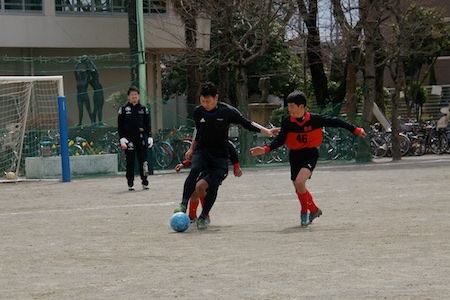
[286,90,307,106]
[127,86,140,95]
[200,82,218,97]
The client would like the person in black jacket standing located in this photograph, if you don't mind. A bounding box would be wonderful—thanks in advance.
[118,86,153,191]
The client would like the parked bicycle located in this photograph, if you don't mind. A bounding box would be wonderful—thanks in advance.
[369,123,410,158]
[152,129,175,169]
[420,121,448,155]
[319,128,357,161]
[97,130,126,171]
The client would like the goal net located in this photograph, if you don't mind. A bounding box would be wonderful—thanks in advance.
[0,76,64,178]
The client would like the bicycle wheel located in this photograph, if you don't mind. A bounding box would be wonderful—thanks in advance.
[319,134,335,161]
[429,130,448,154]
[252,135,273,164]
[398,133,410,156]
[272,144,289,162]
[338,137,356,160]
[69,144,83,156]
[370,135,387,159]
[153,142,174,169]
[175,140,192,163]
[409,135,426,156]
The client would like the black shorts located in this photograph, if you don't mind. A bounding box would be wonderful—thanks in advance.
[289,147,319,181]
[191,148,229,187]
[199,167,229,186]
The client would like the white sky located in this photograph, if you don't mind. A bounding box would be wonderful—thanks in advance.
[286,0,360,42]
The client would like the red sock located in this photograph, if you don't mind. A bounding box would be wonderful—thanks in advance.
[296,192,308,214]
[189,200,199,219]
[199,196,205,208]
[304,190,318,213]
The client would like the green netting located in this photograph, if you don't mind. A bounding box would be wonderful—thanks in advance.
[0,54,367,181]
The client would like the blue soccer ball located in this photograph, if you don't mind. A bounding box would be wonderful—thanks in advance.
[170,212,190,232]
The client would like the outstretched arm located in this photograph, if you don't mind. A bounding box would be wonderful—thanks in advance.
[250,146,269,156]
[250,121,274,137]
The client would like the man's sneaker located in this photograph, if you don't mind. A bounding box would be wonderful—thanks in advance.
[128,185,134,191]
[309,208,323,223]
[173,204,187,213]
[300,213,310,227]
[189,217,197,224]
[197,218,207,230]
[142,184,149,190]
[204,215,211,225]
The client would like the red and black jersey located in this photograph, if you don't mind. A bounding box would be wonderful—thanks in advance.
[268,112,358,151]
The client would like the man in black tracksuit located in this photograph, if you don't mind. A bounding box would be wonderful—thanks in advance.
[174,82,274,229]
[118,86,153,191]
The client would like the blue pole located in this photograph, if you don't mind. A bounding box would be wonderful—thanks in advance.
[58,96,71,182]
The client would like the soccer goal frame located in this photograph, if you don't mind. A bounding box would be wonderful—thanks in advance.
[0,76,71,182]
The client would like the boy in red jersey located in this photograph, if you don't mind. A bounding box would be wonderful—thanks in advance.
[251,90,367,227]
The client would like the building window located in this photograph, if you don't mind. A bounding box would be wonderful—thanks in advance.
[1,0,42,11]
[55,0,166,14]
[144,0,166,14]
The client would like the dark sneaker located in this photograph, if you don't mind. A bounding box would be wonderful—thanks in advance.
[204,215,211,225]
[174,204,187,213]
[309,208,322,223]
[197,218,207,230]
[300,213,310,227]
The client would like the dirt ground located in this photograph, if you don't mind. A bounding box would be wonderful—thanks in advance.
[1,155,450,300]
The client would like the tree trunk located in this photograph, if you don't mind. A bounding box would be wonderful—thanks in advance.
[358,0,378,163]
[235,66,254,166]
[345,62,358,123]
[306,24,329,107]
[298,0,329,107]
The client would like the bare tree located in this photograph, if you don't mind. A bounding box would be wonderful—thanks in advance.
[172,0,202,121]
[198,0,293,164]
[384,1,449,160]
[297,0,329,106]
[331,0,363,122]
[358,0,385,162]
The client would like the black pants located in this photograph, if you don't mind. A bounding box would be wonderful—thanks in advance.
[125,138,148,186]
[181,148,228,218]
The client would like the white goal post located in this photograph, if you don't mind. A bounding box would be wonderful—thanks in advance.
[0,76,64,97]
[0,76,70,181]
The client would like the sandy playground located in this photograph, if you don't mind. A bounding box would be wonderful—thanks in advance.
[1,155,450,299]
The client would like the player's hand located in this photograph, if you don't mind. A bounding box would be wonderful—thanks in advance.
[269,127,280,136]
[354,127,367,138]
[120,137,129,149]
[263,128,274,137]
[147,137,154,148]
[175,163,184,172]
[234,167,243,177]
[358,128,367,138]
[250,146,265,156]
